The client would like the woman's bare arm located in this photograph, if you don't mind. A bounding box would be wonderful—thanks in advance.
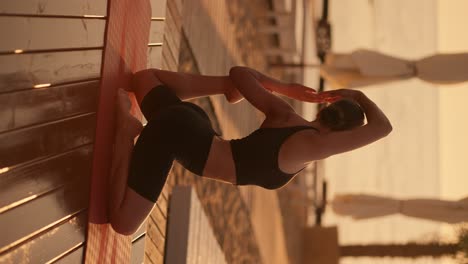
[229,66,295,116]
[238,67,332,103]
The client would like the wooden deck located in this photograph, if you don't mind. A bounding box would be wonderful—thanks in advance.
[0,0,107,262]
[0,0,165,262]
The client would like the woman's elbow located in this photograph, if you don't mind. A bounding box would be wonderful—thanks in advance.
[230,66,245,72]
[229,66,251,77]
[369,121,392,138]
[229,66,240,76]
[380,121,393,137]
[110,213,138,236]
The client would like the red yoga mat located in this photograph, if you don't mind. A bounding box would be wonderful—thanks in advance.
[85,0,151,262]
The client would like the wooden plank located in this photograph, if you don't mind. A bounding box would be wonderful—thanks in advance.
[0,80,98,133]
[131,235,146,264]
[162,50,177,71]
[149,21,165,45]
[0,212,87,263]
[156,193,168,217]
[167,0,182,28]
[0,179,89,253]
[167,0,182,33]
[0,50,102,93]
[0,113,96,168]
[0,0,107,16]
[147,46,163,69]
[164,5,181,53]
[144,253,155,264]
[150,0,167,18]
[0,144,93,211]
[159,0,179,70]
[162,45,179,71]
[161,184,169,201]
[150,206,167,238]
[160,13,180,71]
[146,217,165,254]
[0,17,105,52]
[162,34,178,69]
[144,236,164,264]
[54,245,85,264]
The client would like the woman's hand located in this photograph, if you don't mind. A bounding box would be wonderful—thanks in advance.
[299,85,343,103]
[317,89,363,102]
[285,83,329,103]
[289,83,317,94]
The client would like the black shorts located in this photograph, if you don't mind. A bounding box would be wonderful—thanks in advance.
[127,85,217,202]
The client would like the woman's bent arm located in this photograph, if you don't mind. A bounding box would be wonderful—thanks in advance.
[229,66,294,116]
[237,66,331,103]
[354,91,393,133]
[310,90,392,159]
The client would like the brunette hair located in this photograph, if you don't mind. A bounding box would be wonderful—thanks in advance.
[318,99,365,131]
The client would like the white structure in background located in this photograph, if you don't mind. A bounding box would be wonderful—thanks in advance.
[166,187,227,264]
[332,194,468,224]
[263,0,304,63]
[323,1,467,264]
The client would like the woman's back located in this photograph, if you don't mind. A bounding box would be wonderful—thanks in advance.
[230,125,318,189]
[204,111,320,188]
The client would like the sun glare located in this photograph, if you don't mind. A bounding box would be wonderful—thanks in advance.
[33,83,51,88]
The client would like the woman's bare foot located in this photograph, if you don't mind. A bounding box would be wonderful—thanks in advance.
[109,89,144,216]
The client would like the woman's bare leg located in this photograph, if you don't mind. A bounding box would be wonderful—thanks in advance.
[110,68,242,235]
[109,89,154,235]
[152,69,242,102]
[131,69,243,106]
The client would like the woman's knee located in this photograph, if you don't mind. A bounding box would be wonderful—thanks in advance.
[110,206,151,236]
[132,69,163,105]
[110,216,138,236]
[110,187,155,235]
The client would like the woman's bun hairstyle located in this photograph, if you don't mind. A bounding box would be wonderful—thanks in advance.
[318,99,365,131]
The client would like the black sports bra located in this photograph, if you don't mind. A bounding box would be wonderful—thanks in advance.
[230,125,318,189]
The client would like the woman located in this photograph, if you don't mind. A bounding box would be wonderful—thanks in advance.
[109,67,392,235]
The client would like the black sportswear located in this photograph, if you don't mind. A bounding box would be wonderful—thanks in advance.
[127,85,317,202]
[127,85,217,202]
[230,126,317,189]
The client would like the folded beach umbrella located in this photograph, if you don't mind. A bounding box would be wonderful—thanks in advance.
[331,194,468,224]
[399,197,468,224]
[331,194,401,220]
[321,49,468,88]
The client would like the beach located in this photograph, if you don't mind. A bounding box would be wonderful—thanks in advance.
[306,0,468,263]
